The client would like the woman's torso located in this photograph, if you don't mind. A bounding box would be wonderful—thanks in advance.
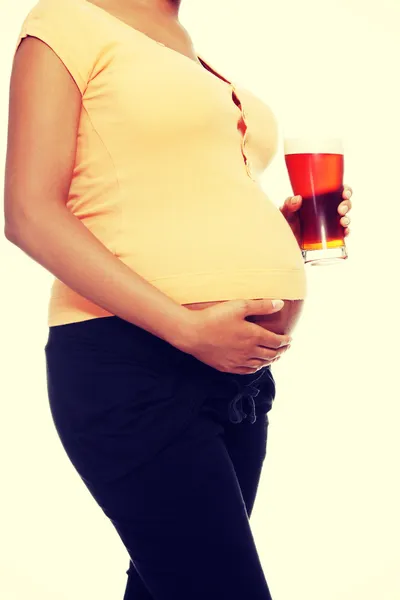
[86,2,305,335]
[16,0,306,329]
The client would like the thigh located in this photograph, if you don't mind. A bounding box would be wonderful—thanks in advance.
[124,383,271,599]
[224,413,269,518]
[83,412,273,600]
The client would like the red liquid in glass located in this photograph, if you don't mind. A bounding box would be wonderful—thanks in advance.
[285,153,344,250]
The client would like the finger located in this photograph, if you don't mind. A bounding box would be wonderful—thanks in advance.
[244,359,274,372]
[340,215,350,227]
[248,352,276,366]
[344,227,350,237]
[248,349,286,369]
[257,331,292,350]
[289,195,302,209]
[245,362,272,372]
[343,185,353,199]
[338,199,352,215]
[271,355,281,363]
[253,344,291,363]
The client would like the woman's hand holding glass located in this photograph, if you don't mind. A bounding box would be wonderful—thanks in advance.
[280,184,353,246]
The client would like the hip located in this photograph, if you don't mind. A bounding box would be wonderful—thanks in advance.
[44,315,277,483]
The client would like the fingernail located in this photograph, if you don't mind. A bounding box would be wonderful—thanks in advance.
[291,196,300,205]
[344,191,351,199]
[272,299,284,308]
[342,217,350,225]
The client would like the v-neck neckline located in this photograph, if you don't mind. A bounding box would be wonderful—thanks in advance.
[79,0,234,88]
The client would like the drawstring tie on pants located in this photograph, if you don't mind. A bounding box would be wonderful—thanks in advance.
[228,380,261,425]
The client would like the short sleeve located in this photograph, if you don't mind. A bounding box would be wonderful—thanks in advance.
[13,0,97,96]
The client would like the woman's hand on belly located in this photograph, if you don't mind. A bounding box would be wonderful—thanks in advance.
[178,298,293,375]
[245,299,305,336]
[184,299,305,337]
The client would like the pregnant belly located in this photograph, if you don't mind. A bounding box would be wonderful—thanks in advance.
[183,299,305,336]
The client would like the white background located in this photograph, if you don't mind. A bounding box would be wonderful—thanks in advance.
[1,0,399,598]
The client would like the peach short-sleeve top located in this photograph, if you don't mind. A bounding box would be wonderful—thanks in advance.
[14,0,307,327]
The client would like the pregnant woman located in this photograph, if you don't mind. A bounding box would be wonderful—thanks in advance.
[5,0,353,598]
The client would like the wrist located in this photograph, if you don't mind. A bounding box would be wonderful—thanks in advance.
[160,306,200,354]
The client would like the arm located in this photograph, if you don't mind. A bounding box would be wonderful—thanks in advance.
[4,35,194,350]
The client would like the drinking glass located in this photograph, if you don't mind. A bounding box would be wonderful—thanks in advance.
[284,137,348,265]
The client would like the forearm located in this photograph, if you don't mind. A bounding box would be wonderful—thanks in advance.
[5,205,194,349]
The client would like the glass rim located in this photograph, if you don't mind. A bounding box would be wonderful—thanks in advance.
[283,137,344,155]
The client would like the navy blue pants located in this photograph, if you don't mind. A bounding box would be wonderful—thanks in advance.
[44,315,277,599]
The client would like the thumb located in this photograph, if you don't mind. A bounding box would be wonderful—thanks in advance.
[280,195,302,218]
[240,298,285,317]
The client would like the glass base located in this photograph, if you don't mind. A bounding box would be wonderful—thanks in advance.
[302,245,348,266]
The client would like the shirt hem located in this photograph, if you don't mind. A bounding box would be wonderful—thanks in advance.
[47,268,307,327]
